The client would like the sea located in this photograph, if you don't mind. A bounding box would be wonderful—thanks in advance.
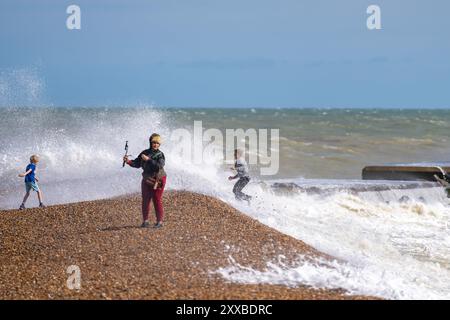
[1,106,450,299]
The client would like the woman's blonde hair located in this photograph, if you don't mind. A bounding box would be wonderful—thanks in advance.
[150,133,162,144]
[30,155,39,163]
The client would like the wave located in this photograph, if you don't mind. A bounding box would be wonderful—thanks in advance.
[1,107,450,299]
[215,183,450,299]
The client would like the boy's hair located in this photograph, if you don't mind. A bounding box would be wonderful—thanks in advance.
[30,155,39,163]
[234,149,243,157]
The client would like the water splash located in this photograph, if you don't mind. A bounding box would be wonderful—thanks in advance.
[1,107,450,299]
[0,68,45,107]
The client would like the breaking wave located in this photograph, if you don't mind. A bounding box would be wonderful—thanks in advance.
[1,107,450,299]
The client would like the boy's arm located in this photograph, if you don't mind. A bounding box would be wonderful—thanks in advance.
[18,169,32,178]
[228,164,238,180]
[235,165,245,176]
[235,160,248,176]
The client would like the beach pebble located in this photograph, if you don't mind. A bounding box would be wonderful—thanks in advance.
[0,191,374,300]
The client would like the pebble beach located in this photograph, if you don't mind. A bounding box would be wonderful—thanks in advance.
[0,191,373,300]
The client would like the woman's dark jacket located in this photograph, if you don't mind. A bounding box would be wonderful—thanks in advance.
[128,149,166,177]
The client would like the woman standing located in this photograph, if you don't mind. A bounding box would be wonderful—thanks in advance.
[124,133,167,228]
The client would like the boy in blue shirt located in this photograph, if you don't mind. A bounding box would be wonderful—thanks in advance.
[18,155,45,209]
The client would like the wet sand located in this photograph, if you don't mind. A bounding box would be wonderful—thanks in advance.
[0,191,374,299]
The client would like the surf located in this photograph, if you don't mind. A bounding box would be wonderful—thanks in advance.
[1,106,450,299]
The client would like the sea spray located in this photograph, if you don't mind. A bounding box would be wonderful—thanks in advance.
[214,184,450,300]
[1,107,450,299]
[0,68,45,107]
[0,107,168,207]
[214,254,450,300]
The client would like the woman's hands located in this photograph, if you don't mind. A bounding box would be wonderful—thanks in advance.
[123,154,151,164]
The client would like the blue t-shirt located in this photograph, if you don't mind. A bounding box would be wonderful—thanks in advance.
[25,163,36,183]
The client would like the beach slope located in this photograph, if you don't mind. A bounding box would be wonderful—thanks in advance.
[0,191,371,299]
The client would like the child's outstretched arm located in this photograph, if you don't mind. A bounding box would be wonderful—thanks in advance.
[18,169,32,178]
[228,166,238,180]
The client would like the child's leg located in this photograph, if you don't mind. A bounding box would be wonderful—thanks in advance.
[233,177,250,200]
[37,190,43,203]
[240,177,251,200]
[232,180,241,198]
[22,191,30,204]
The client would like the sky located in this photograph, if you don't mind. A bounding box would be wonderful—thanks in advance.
[1,0,449,108]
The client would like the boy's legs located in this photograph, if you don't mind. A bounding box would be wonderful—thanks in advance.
[233,177,251,200]
[29,182,44,206]
[21,182,32,207]
[37,190,43,204]
[22,191,30,204]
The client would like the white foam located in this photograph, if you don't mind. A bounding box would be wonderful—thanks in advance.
[214,255,450,300]
[2,107,450,299]
[209,184,450,300]
[160,139,450,299]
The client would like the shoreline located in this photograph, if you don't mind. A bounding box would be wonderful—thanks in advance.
[0,191,375,299]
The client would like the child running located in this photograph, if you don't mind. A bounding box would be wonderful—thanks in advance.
[228,149,252,204]
[18,155,45,209]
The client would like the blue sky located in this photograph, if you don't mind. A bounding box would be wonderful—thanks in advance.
[1,0,449,108]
